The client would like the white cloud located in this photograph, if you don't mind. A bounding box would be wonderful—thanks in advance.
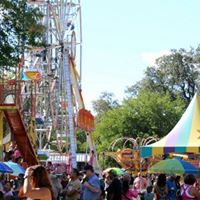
[141,50,171,65]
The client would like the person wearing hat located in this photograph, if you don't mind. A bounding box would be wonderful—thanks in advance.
[82,165,100,200]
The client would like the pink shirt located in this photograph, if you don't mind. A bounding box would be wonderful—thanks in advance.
[122,189,138,200]
[134,177,147,190]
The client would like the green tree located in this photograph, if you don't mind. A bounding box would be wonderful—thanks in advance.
[76,129,87,153]
[0,0,45,73]
[93,91,185,168]
[126,48,200,104]
[92,92,119,116]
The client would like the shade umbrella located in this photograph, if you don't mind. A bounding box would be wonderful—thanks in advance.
[0,162,13,173]
[149,158,200,175]
[103,167,125,175]
[4,161,25,176]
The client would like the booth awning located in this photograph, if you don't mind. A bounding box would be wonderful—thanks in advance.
[141,94,200,157]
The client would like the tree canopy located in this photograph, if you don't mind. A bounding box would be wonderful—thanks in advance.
[0,0,45,72]
[92,92,119,116]
[93,91,185,154]
[93,46,200,168]
[126,48,200,104]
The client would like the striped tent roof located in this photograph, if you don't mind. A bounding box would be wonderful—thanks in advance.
[141,94,200,157]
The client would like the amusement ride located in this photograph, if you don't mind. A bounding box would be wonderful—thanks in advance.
[104,136,158,174]
[0,0,100,172]
[0,1,199,177]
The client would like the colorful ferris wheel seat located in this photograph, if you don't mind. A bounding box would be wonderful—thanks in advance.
[36,117,44,124]
[20,72,31,81]
[24,69,42,81]
[77,109,95,132]
[36,114,44,124]
[67,22,75,30]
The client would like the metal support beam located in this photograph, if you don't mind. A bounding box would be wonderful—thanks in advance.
[63,50,77,168]
[0,106,17,110]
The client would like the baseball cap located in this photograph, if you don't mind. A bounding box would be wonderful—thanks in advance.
[84,165,94,172]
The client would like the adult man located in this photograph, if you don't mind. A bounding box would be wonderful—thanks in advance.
[82,165,100,200]
[64,168,81,200]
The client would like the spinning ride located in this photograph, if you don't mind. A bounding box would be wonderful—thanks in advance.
[104,137,158,173]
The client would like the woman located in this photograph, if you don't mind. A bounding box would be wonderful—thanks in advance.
[181,174,200,200]
[175,176,181,200]
[23,165,55,200]
[154,174,168,200]
[122,179,138,200]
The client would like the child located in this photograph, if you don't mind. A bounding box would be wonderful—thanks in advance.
[144,186,154,200]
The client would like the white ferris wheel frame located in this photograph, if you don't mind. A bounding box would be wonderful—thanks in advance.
[25,0,83,168]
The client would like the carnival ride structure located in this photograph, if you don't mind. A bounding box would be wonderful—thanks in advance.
[0,0,100,171]
[105,136,199,174]
[104,137,158,173]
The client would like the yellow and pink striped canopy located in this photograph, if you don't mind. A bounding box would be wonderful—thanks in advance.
[141,94,200,157]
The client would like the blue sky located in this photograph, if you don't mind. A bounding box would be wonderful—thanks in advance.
[80,0,200,110]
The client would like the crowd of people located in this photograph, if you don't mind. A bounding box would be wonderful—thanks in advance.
[0,163,199,200]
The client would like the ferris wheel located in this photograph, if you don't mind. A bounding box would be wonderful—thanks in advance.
[24,0,83,168]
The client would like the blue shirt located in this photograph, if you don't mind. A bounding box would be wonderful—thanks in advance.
[167,179,177,200]
[144,192,154,200]
[83,174,100,200]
